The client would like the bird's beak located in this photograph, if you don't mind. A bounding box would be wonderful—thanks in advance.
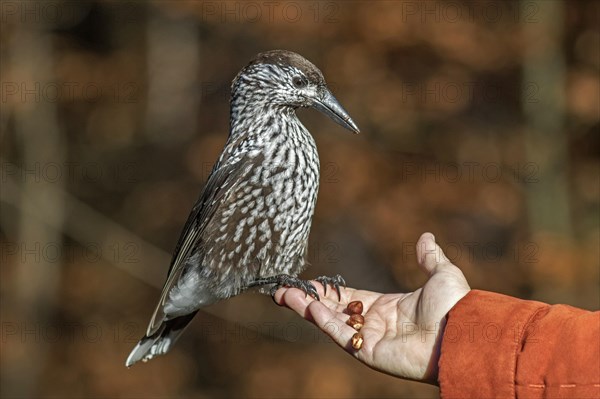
[311,88,360,134]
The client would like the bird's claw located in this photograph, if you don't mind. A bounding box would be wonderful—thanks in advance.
[315,274,346,300]
[268,275,320,300]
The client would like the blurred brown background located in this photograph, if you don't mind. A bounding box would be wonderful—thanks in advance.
[1,1,598,398]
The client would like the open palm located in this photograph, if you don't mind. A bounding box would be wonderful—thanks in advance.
[274,233,470,384]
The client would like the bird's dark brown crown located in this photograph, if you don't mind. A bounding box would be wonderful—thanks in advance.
[247,50,324,85]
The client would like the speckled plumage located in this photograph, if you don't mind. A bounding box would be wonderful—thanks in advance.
[126,50,358,366]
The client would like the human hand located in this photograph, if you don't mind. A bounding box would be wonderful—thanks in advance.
[274,232,470,384]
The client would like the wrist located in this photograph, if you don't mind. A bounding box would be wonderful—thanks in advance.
[424,315,447,385]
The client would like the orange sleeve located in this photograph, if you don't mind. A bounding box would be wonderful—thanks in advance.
[438,290,600,399]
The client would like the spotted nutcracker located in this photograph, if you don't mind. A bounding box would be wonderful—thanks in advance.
[126,50,359,366]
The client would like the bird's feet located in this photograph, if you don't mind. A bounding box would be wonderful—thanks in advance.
[315,274,346,300]
[248,274,346,301]
[249,274,320,300]
[270,276,320,299]
[248,274,321,301]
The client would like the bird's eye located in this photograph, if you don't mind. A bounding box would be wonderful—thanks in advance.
[292,76,307,88]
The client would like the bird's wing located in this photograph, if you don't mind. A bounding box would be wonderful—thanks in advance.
[146,149,258,336]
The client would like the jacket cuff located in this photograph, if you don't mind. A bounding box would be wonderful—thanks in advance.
[437,290,548,398]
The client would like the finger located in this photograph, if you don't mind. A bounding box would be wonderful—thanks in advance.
[275,284,352,316]
[306,300,361,352]
[272,281,344,306]
[310,280,356,310]
[274,278,355,303]
[275,286,359,331]
[273,287,291,305]
[308,279,347,302]
[275,281,382,315]
[416,232,451,276]
[311,280,390,315]
[273,287,315,319]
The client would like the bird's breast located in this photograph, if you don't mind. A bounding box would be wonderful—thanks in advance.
[198,120,322,295]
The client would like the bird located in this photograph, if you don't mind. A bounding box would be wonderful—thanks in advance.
[126,50,359,367]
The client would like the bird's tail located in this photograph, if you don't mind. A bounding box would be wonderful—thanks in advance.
[125,312,197,367]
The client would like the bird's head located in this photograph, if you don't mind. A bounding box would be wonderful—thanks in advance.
[231,50,359,134]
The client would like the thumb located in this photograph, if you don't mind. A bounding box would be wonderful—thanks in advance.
[416,232,451,276]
